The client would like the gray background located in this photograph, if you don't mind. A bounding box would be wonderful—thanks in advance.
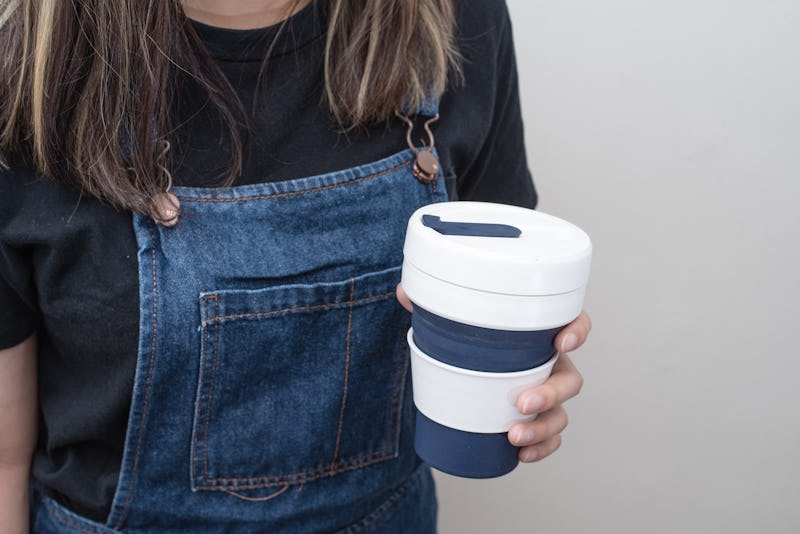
[436,0,800,532]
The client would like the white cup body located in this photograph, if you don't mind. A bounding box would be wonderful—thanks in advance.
[408,328,558,434]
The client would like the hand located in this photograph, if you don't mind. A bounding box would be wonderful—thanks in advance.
[396,284,591,464]
[508,311,590,462]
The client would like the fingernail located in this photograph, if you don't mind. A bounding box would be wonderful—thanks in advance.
[521,448,538,462]
[561,332,578,353]
[511,428,534,445]
[511,428,526,444]
[522,394,545,414]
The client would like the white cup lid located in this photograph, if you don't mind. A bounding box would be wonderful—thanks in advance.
[403,201,592,296]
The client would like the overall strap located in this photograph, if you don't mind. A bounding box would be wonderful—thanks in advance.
[397,94,442,184]
[401,95,440,118]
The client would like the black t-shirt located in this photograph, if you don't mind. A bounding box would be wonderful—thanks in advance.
[0,0,536,522]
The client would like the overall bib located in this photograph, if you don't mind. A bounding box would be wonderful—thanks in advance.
[32,109,447,533]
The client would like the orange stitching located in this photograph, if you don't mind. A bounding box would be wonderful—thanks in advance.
[393,355,410,451]
[193,298,214,484]
[113,226,159,530]
[196,449,395,490]
[202,291,395,324]
[223,484,290,502]
[330,278,355,472]
[193,281,404,489]
[204,445,392,485]
[177,161,411,204]
[203,297,220,479]
[43,497,107,534]
[193,296,212,482]
[383,331,401,449]
[385,317,412,454]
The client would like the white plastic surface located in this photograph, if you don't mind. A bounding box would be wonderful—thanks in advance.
[401,260,585,330]
[403,201,592,297]
[408,329,558,434]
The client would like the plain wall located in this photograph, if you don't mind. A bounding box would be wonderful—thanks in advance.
[435,1,800,532]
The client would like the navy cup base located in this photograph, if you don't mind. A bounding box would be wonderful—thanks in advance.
[414,410,519,479]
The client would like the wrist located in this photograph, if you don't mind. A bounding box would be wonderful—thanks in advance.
[0,463,32,534]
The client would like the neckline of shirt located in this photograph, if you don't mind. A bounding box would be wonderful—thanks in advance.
[188,0,325,63]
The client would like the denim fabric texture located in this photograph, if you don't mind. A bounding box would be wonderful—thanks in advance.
[32,142,446,532]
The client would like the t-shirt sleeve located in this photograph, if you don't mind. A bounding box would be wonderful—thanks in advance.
[0,269,38,349]
[0,155,39,350]
[455,5,537,209]
[1,163,40,348]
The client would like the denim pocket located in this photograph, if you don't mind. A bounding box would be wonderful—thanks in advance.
[190,266,409,495]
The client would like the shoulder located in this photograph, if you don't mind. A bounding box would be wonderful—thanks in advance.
[0,153,87,239]
[0,154,42,216]
[451,0,516,92]
[454,0,512,51]
[0,153,43,187]
[443,0,517,107]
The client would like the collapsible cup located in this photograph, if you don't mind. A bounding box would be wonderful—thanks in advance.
[401,201,592,478]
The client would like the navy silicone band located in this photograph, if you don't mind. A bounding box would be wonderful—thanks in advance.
[411,307,561,373]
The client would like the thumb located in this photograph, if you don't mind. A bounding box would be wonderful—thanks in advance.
[395,284,414,313]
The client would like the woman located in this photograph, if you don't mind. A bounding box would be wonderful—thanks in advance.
[0,0,591,532]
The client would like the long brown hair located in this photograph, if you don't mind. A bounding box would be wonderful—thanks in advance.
[0,0,460,218]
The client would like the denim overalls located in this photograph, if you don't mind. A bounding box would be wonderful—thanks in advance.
[32,105,447,533]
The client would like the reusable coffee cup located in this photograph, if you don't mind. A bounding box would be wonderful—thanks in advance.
[401,201,592,478]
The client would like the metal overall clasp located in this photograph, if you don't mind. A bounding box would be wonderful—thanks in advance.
[150,141,181,227]
[395,110,441,184]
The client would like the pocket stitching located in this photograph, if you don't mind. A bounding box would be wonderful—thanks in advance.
[386,316,412,460]
[177,160,412,204]
[204,295,221,483]
[200,290,395,325]
[196,448,396,489]
[192,276,408,491]
[329,278,356,472]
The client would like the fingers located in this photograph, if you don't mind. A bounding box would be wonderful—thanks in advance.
[516,353,583,415]
[395,284,413,313]
[554,310,592,353]
[508,405,568,447]
[509,389,571,463]
[518,434,562,463]
[508,355,582,463]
